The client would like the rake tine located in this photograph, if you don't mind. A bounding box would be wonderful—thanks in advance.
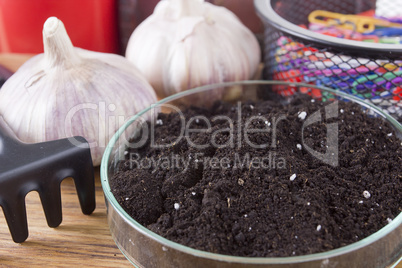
[1,198,28,243]
[39,183,63,228]
[69,137,96,216]
[73,169,96,216]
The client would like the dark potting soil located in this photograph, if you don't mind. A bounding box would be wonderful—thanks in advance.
[110,95,402,257]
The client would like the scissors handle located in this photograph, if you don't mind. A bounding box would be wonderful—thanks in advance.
[308,10,402,33]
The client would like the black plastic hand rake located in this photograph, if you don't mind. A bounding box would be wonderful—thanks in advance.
[0,122,96,243]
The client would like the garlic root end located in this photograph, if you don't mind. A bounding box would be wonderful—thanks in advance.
[43,17,80,68]
[43,17,60,36]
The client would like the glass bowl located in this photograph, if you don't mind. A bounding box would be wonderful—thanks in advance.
[101,81,402,267]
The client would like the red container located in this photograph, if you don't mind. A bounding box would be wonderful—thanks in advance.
[0,0,119,54]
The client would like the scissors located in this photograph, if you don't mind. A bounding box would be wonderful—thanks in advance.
[308,10,402,33]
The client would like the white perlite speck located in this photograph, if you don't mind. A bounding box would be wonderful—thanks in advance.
[191,192,196,196]
[316,225,322,231]
[387,133,393,137]
[340,109,344,113]
[174,203,180,210]
[156,119,163,125]
[387,218,393,224]
[363,190,371,199]
[298,111,307,120]
[296,144,302,150]
[290,174,296,181]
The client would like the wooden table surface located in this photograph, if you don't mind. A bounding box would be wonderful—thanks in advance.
[0,168,132,267]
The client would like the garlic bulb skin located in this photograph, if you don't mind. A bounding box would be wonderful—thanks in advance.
[0,17,157,165]
[125,0,261,98]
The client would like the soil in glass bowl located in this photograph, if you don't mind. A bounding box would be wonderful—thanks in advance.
[109,94,401,258]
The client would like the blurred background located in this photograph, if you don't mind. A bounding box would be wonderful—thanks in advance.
[0,0,263,55]
[0,0,263,85]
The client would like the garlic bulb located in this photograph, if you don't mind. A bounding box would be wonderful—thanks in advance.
[125,0,261,98]
[0,17,157,166]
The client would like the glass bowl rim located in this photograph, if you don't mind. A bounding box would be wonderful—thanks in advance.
[100,80,402,265]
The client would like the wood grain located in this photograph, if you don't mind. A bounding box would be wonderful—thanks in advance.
[0,168,131,267]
